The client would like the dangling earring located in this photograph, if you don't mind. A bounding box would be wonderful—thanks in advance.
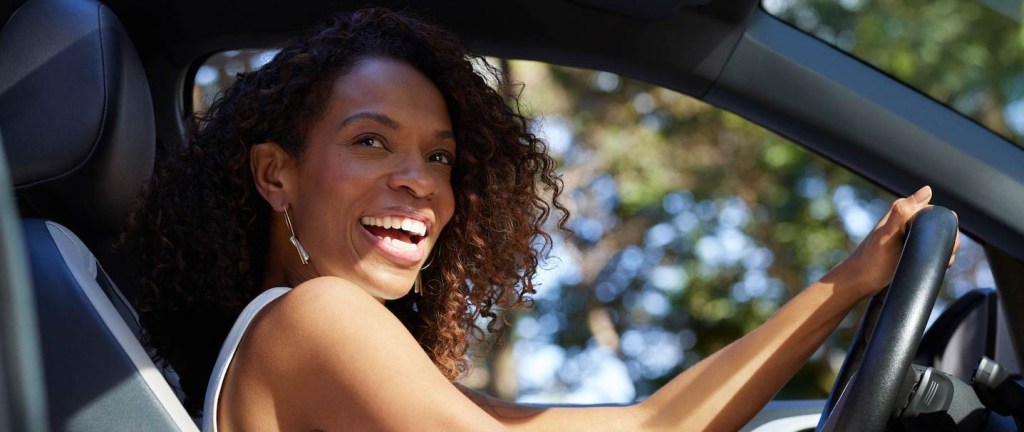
[413,258,434,295]
[283,207,310,265]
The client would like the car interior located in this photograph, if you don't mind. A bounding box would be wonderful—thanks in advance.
[0,0,1022,430]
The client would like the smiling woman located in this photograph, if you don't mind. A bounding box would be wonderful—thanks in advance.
[124,7,563,424]
[249,57,457,301]
[124,6,958,432]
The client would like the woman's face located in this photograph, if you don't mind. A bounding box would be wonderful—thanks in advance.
[288,57,456,300]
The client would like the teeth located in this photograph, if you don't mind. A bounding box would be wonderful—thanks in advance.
[401,219,421,235]
[384,236,417,251]
[360,216,427,236]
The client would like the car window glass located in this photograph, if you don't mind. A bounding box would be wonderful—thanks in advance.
[762,0,1024,150]
[192,51,994,403]
[192,50,280,113]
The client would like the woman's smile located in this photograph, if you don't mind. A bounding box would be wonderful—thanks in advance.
[358,211,433,264]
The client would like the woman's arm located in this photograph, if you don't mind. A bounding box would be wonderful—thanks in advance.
[636,264,863,431]
[453,268,859,432]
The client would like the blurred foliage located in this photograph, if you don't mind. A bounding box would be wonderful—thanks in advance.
[764,0,1024,146]
[470,59,993,404]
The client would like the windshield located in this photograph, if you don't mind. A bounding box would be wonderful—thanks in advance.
[763,0,1024,149]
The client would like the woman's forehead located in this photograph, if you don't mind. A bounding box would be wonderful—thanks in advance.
[323,57,453,132]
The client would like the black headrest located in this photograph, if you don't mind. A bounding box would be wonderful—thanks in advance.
[0,0,154,241]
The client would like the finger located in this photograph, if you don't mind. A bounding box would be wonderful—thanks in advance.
[895,186,932,216]
[873,197,904,231]
[888,197,919,231]
[948,212,960,267]
[895,186,933,225]
[949,230,961,266]
[907,186,933,217]
[911,185,932,205]
[873,186,933,232]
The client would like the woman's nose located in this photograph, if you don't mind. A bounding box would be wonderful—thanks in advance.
[387,154,436,199]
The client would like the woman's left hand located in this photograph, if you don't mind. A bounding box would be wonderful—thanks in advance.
[833,185,961,300]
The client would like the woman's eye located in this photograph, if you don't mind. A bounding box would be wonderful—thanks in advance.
[428,151,454,165]
[355,136,386,149]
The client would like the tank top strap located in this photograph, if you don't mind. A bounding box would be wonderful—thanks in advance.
[202,287,292,432]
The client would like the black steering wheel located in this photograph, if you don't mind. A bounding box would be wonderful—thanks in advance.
[817,206,959,432]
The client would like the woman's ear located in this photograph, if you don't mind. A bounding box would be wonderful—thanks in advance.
[250,142,295,211]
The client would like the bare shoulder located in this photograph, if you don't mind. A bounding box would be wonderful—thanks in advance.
[280,275,387,314]
[230,277,505,431]
[247,277,392,346]
[266,276,396,333]
[241,276,417,384]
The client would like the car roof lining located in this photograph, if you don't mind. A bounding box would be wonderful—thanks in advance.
[102,0,758,93]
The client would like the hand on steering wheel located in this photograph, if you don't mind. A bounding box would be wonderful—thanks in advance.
[842,186,960,300]
[817,200,959,432]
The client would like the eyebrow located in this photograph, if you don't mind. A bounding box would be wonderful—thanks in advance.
[340,111,455,141]
[340,111,399,130]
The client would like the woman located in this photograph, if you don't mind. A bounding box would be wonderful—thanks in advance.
[126,8,960,431]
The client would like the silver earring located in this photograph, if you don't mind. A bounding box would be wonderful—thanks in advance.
[413,258,433,295]
[411,254,436,294]
[283,207,309,265]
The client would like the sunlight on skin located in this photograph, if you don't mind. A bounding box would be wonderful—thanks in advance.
[640,269,861,431]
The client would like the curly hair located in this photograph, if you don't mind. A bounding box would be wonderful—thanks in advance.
[125,8,567,415]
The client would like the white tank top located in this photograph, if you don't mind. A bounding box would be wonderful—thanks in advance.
[202,287,292,432]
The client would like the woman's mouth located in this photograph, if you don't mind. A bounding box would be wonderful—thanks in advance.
[360,216,427,257]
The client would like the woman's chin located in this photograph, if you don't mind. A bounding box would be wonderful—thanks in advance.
[358,278,418,303]
[312,264,418,302]
[375,288,416,302]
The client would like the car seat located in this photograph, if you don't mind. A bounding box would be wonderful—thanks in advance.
[0,0,199,430]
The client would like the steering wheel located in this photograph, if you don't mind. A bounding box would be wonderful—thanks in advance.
[817,206,958,432]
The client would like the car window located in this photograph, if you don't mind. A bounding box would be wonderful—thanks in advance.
[762,0,1024,150]
[191,50,280,113]
[192,51,993,403]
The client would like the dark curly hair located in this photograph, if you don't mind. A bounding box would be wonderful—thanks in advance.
[124,8,567,415]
